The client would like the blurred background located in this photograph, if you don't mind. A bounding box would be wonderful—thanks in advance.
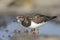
[0,0,60,40]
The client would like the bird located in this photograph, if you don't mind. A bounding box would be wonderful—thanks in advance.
[16,14,57,36]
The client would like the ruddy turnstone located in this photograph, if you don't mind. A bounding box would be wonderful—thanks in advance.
[16,14,57,36]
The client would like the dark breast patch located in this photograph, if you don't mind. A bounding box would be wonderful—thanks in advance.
[21,17,31,27]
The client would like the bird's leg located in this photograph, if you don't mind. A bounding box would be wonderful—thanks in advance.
[31,28,39,37]
[31,28,38,37]
[31,28,36,34]
[36,27,39,36]
[24,29,29,34]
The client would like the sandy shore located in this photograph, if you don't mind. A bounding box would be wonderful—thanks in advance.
[10,32,60,40]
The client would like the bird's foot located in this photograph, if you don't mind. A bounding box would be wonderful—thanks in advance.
[32,32,39,37]
[31,30,39,37]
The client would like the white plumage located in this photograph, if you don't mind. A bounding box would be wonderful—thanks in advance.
[28,21,47,28]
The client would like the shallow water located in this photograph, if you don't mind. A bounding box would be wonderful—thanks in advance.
[0,17,60,40]
[10,33,60,40]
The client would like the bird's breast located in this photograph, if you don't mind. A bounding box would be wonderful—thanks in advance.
[28,21,46,28]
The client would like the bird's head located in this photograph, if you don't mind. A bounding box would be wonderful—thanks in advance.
[16,16,25,22]
[16,16,31,27]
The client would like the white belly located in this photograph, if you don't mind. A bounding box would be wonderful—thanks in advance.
[28,21,47,28]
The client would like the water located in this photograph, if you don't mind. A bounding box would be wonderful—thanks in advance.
[0,17,60,40]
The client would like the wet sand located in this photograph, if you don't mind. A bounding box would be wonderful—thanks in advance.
[10,32,60,40]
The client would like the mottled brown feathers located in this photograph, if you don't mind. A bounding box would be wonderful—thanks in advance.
[16,14,57,27]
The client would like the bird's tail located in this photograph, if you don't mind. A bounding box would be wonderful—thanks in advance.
[47,16,57,21]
